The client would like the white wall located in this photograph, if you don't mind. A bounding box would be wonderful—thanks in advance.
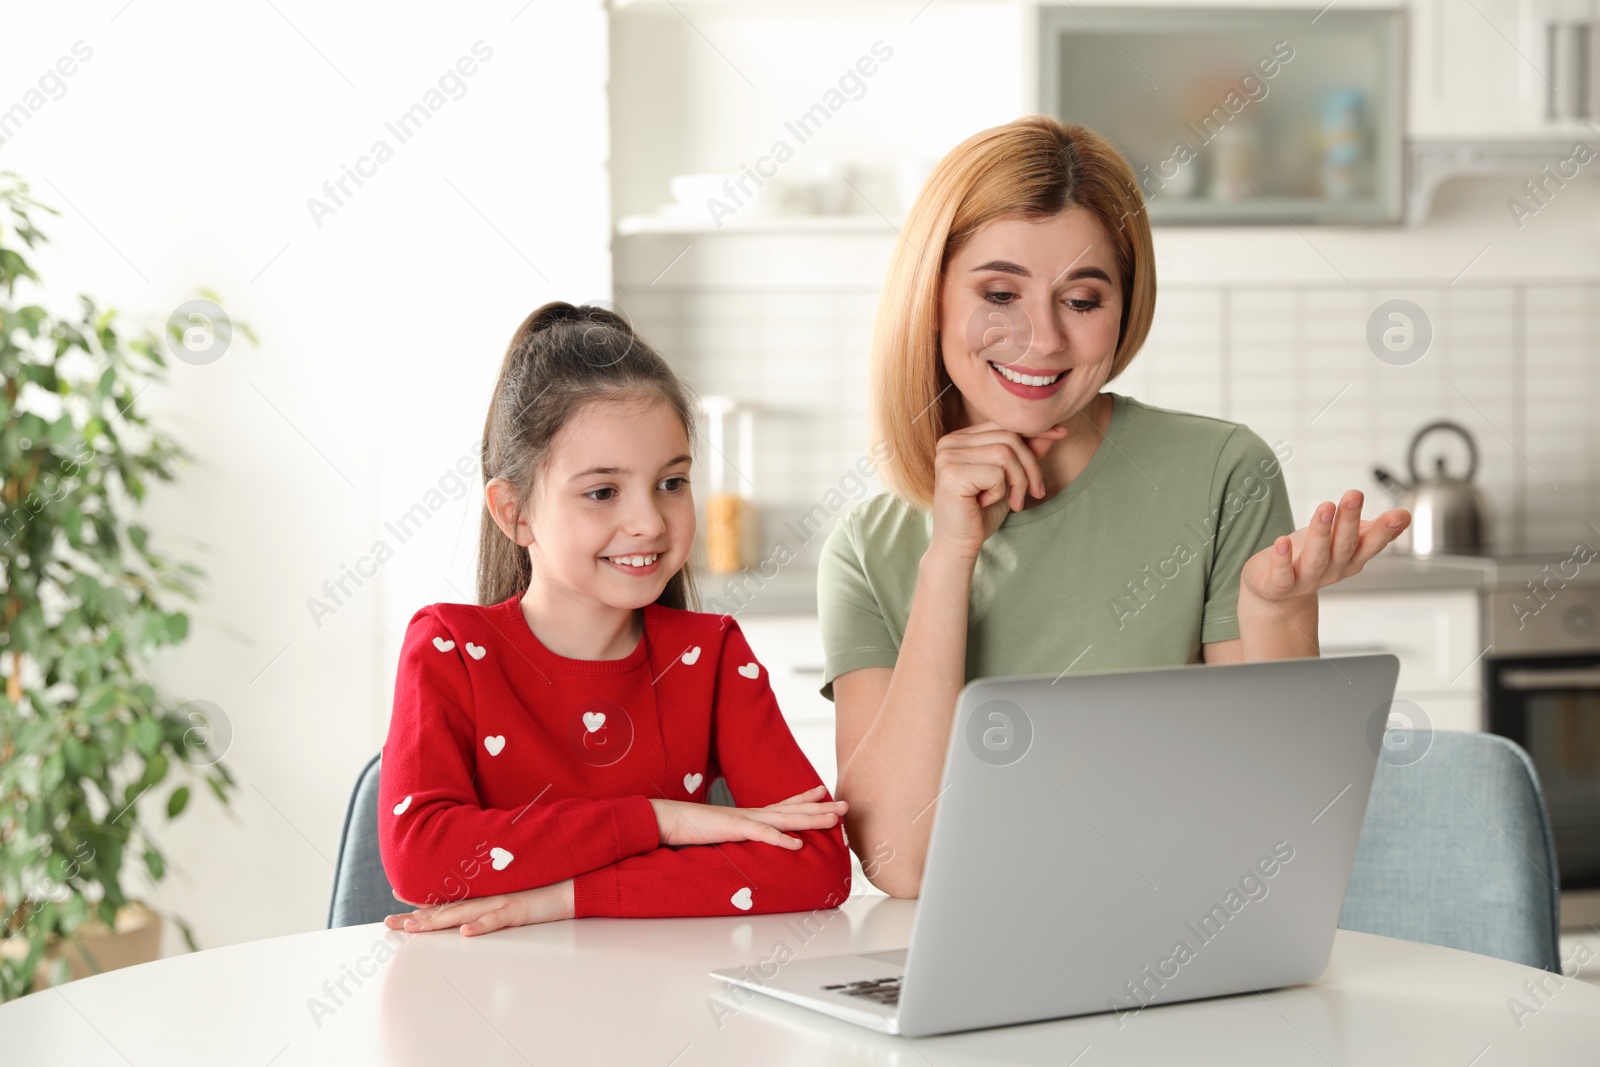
[2,0,610,954]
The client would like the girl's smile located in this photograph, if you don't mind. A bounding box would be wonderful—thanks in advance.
[487,394,697,661]
[601,551,663,576]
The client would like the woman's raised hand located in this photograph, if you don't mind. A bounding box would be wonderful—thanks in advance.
[1240,489,1411,607]
[929,420,1070,562]
[650,785,847,851]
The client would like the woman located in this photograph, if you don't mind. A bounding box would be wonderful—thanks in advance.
[818,116,1411,898]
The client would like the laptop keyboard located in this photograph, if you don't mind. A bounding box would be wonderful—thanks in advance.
[824,976,902,1006]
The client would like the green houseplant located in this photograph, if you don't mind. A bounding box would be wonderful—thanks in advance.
[0,171,237,1000]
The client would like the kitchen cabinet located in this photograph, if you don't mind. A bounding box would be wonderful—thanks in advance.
[737,614,837,791]
[1038,3,1406,223]
[743,591,1486,794]
[1410,0,1600,139]
[1318,589,1485,731]
[743,593,1481,898]
[738,614,883,896]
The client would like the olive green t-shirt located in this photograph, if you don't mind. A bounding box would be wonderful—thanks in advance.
[817,392,1296,700]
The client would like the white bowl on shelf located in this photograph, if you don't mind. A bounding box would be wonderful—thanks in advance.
[669,173,779,217]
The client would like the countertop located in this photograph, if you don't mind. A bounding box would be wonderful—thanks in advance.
[698,552,1527,617]
[1319,552,1497,595]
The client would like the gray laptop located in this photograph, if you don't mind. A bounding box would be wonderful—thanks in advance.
[710,653,1400,1038]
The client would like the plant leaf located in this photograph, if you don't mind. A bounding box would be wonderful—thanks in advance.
[131,715,162,757]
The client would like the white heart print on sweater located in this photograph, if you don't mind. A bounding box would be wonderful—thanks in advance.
[582,711,606,733]
[490,847,514,871]
[432,637,455,652]
[681,646,701,665]
[465,642,486,660]
[392,795,412,816]
[484,735,505,756]
[683,772,703,794]
[730,887,753,911]
[737,662,760,680]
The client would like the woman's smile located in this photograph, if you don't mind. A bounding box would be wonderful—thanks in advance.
[987,358,1070,397]
[942,210,1123,435]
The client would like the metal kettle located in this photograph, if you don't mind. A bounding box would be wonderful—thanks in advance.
[1372,419,1489,557]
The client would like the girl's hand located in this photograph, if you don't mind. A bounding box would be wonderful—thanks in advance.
[385,880,575,936]
[1240,490,1411,609]
[650,785,847,850]
[929,420,1069,563]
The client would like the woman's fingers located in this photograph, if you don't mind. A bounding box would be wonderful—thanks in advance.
[1349,510,1409,569]
[1327,490,1364,564]
[940,426,1040,495]
[1267,533,1296,595]
[951,451,1029,512]
[941,456,1006,510]
[1247,499,1415,605]
[1298,501,1335,580]
[951,430,1048,502]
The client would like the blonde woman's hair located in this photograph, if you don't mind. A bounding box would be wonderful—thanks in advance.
[870,115,1157,508]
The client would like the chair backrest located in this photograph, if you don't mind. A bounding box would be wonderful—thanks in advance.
[328,756,739,927]
[329,754,408,928]
[1339,731,1561,972]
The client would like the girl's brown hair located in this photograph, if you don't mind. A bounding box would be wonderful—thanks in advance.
[870,115,1157,508]
[476,301,700,610]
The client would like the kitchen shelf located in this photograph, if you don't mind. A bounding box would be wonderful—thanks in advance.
[1407,137,1600,224]
[616,213,898,237]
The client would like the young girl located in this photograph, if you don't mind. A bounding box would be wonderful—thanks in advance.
[378,301,852,935]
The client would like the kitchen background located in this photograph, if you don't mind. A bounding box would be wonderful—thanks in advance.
[3,0,1598,976]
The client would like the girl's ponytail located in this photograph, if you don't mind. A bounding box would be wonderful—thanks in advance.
[517,301,589,337]
[475,300,700,611]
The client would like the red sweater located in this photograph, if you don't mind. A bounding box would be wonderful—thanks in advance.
[378,595,851,917]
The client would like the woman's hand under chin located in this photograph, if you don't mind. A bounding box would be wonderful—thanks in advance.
[1239,489,1411,612]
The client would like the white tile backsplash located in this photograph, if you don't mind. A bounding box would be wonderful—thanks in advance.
[619,258,1600,567]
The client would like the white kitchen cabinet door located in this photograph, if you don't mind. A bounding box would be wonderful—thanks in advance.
[1318,590,1485,718]
[741,600,1489,789]
[1400,694,1485,733]
[1409,0,1596,138]
[737,615,837,789]
[737,615,886,894]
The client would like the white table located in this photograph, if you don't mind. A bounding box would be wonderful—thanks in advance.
[4,896,1598,1064]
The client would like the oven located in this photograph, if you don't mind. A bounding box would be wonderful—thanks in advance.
[1484,580,1600,918]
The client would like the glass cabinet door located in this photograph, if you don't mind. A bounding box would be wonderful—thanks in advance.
[1038,6,1405,224]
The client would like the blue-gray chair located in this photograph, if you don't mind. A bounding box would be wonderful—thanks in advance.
[328,755,739,927]
[1339,731,1562,972]
[329,754,409,928]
